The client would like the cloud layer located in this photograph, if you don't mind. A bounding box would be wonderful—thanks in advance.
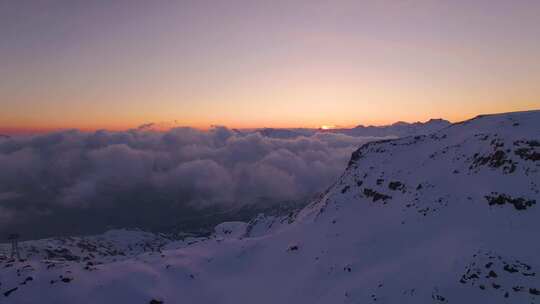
[0,127,385,238]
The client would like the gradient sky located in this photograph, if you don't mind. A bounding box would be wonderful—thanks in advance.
[1,0,539,132]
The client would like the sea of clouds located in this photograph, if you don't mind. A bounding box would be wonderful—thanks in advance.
[0,127,387,239]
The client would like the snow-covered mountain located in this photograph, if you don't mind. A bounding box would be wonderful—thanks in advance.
[251,118,451,139]
[1,110,538,303]
[329,118,451,137]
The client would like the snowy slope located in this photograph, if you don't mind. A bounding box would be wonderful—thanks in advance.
[1,110,539,304]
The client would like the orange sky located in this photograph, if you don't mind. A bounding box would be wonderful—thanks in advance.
[1,1,539,134]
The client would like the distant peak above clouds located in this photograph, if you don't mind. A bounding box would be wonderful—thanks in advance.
[251,119,451,140]
[330,118,451,138]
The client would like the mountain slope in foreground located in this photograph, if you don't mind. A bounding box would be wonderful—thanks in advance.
[1,110,539,304]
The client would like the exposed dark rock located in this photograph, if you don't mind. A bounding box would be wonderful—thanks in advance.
[3,287,18,297]
[470,149,517,174]
[460,250,539,300]
[515,147,540,161]
[348,149,363,166]
[388,181,405,191]
[432,294,447,302]
[287,245,299,252]
[512,286,524,292]
[363,188,391,203]
[20,276,33,285]
[347,139,396,167]
[60,275,73,283]
[44,248,81,262]
[504,264,519,273]
[485,193,536,210]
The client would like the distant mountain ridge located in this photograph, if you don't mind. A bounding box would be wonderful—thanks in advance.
[329,118,451,137]
[253,118,451,139]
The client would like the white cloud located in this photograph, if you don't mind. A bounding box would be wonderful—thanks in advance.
[0,127,383,236]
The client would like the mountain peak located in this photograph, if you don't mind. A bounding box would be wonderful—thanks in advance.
[338,118,452,138]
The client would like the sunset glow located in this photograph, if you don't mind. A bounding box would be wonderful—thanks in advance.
[1,1,539,133]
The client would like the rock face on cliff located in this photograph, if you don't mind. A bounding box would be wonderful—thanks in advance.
[1,110,539,304]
